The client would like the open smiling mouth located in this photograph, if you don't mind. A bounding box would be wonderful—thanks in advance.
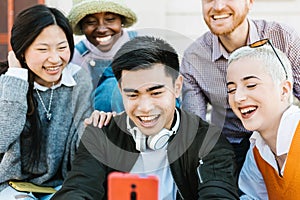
[212,14,231,20]
[138,115,160,125]
[240,106,257,117]
[43,66,60,71]
[96,35,112,43]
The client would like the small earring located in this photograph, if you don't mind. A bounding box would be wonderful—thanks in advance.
[121,24,124,27]
[21,55,26,63]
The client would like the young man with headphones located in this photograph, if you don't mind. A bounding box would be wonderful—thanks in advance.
[52,36,239,200]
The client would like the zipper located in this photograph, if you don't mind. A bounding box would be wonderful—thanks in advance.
[197,159,204,184]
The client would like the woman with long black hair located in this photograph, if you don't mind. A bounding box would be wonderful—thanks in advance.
[0,4,93,199]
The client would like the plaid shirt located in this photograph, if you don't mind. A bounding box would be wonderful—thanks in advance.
[181,19,300,142]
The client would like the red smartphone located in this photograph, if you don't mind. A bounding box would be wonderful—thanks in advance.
[108,172,159,200]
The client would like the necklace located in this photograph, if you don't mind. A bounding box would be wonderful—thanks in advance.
[35,83,54,121]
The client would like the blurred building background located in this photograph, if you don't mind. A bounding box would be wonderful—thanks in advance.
[0,0,300,60]
[46,0,300,56]
[47,0,300,38]
[1,0,300,60]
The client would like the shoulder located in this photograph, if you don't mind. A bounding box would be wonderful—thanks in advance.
[68,63,92,85]
[180,109,218,133]
[74,38,89,52]
[100,113,135,148]
[73,38,94,61]
[62,63,93,100]
[181,110,233,158]
[184,31,213,54]
[126,30,138,39]
[253,19,293,29]
[182,31,214,63]
[178,109,222,151]
[252,19,298,38]
[105,113,127,134]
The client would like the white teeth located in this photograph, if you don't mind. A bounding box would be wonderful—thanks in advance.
[139,115,157,121]
[240,107,256,114]
[45,67,59,71]
[213,14,230,19]
[96,35,112,42]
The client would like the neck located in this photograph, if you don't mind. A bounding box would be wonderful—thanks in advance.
[264,133,278,155]
[262,105,290,154]
[218,19,249,53]
[35,78,60,88]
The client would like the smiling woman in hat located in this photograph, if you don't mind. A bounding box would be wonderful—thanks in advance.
[68,0,138,113]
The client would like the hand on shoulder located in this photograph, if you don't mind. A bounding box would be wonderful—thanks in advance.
[84,110,117,128]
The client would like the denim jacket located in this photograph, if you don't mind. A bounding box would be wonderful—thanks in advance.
[75,31,137,112]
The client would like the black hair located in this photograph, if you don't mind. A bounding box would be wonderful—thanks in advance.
[1,4,74,170]
[0,61,8,75]
[111,36,179,84]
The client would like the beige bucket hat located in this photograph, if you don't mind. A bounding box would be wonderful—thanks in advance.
[68,0,137,35]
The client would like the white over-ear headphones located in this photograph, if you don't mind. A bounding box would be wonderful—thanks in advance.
[127,109,180,151]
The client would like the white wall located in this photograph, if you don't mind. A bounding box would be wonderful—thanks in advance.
[250,1,300,35]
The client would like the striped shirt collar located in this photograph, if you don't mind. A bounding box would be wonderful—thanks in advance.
[212,19,261,62]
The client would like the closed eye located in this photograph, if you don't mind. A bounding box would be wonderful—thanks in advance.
[37,48,48,52]
[58,46,68,51]
[227,88,236,94]
[152,91,162,96]
[126,93,138,98]
[84,20,97,25]
[105,17,116,22]
[247,83,257,89]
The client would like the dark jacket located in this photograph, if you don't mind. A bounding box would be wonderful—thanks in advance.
[52,109,239,200]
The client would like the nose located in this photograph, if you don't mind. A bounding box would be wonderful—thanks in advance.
[95,20,108,33]
[96,25,108,32]
[48,50,61,64]
[234,87,247,103]
[137,95,154,113]
[213,0,226,10]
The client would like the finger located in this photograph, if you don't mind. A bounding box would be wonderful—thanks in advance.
[84,118,91,127]
[92,111,100,127]
[104,113,114,126]
[97,111,106,128]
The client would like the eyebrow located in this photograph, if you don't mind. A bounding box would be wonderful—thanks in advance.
[59,41,68,45]
[226,75,261,86]
[146,85,165,92]
[123,88,138,93]
[123,84,165,93]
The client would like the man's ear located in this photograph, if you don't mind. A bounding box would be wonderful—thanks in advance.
[174,75,183,98]
[281,80,292,101]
